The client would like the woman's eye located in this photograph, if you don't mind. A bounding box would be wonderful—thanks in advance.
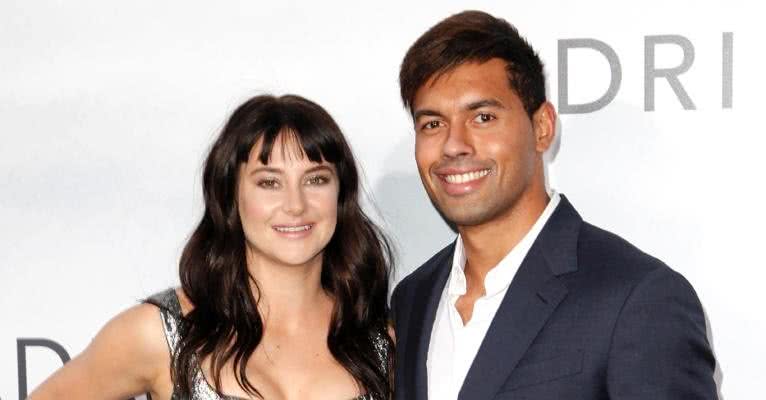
[474,113,495,123]
[257,179,279,189]
[306,175,330,185]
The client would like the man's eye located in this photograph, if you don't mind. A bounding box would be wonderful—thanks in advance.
[474,113,495,123]
[257,179,279,189]
[306,175,330,185]
[421,120,442,130]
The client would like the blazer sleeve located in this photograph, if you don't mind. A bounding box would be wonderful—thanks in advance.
[390,280,404,331]
[606,266,718,399]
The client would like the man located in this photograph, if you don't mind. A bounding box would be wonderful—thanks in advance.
[390,10,718,400]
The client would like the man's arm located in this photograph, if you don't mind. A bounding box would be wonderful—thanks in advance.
[606,266,718,399]
[389,281,404,334]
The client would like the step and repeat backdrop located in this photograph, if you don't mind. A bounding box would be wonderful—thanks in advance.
[1,1,762,399]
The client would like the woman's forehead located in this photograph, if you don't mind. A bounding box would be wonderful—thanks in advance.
[246,133,333,171]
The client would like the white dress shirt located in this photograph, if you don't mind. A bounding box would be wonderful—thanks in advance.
[426,192,561,400]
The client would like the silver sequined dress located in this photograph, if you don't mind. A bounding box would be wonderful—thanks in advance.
[146,288,389,400]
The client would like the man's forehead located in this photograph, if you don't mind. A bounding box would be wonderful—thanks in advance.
[413,59,512,110]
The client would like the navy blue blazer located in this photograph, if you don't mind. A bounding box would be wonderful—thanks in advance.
[391,195,717,399]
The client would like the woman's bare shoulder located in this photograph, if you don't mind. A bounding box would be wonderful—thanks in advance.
[110,302,169,348]
[85,302,171,381]
[28,302,171,399]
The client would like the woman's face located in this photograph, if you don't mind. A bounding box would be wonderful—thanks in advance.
[237,134,340,269]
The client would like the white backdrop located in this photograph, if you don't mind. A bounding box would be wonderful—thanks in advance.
[1,1,763,399]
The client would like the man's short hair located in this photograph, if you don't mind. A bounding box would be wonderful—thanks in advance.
[399,10,546,118]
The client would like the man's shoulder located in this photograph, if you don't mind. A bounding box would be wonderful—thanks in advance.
[394,241,454,295]
[575,220,673,284]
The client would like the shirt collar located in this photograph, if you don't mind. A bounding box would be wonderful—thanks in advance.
[447,191,562,298]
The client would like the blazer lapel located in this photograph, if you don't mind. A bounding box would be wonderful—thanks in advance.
[458,195,582,399]
[403,243,454,400]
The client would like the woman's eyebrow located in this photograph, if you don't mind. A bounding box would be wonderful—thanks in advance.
[249,165,334,176]
[249,166,282,175]
[304,165,334,175]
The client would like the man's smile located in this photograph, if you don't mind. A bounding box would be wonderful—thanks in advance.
[434,167,492,196]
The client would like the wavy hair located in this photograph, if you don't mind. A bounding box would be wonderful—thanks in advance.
[174,94,393,398]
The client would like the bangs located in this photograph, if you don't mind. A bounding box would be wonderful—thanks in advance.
[233,95,345,167]
[257,128,326,165]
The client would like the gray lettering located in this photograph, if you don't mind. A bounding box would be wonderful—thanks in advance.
[723,32,733,108]
[16,338,146,400]
[644,35,696,111]
[17,338,70,400]
[558,38,622,114]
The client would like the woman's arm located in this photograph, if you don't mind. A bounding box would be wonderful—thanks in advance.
[28,303,171,400]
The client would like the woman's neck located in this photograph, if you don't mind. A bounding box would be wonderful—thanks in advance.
[245,250,332,334]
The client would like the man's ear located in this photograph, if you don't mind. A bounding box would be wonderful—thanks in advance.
[533,101,556,153]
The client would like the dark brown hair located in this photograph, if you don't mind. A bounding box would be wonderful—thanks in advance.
[174,94,393,398]
[399,10,546,117]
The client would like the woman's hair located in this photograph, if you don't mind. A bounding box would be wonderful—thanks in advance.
[175,94,393,398]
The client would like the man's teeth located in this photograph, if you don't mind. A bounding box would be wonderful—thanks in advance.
[444,169,490,184]
[275,224,312,233]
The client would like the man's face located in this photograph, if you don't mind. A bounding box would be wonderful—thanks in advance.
[412,58,554,227]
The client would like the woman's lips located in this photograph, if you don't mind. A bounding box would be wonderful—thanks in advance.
[272,223,314,237]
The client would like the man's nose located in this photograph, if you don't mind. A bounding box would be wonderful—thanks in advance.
[442,123,474,158]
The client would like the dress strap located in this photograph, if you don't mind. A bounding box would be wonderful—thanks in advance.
[145,288,184,356]
[372,329,392,374]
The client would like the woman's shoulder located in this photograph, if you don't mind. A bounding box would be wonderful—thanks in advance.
[103,300,172,361]
[144,286,195,317]
[142,287,197,355]
[26,301,173,398]
[77,290,170,355]
[62,299,172,394]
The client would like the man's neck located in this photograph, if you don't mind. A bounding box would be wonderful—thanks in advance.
[459,187,550,291]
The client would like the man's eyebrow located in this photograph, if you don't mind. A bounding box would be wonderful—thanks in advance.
[413,99,505,119]
[412,108,444,120]
[465,99,505,110]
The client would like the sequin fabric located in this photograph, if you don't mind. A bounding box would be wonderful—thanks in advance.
[146,288,387,400]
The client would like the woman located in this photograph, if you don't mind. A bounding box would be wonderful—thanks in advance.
[30,94,394,399]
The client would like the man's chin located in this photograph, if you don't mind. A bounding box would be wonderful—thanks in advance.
[437,204,495,227]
